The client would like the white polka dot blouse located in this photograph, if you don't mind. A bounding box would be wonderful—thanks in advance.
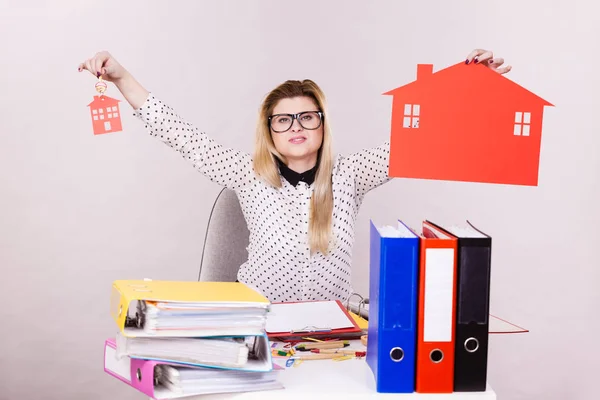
[133,93,391,303]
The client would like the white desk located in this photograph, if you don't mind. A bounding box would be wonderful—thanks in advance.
[186,341,496,400]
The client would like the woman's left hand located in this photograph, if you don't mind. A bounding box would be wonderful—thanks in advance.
[465,49,512,74]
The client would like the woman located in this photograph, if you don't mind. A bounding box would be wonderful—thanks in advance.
[78,49,511,302]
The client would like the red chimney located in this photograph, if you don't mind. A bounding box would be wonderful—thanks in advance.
[417,64,433,80]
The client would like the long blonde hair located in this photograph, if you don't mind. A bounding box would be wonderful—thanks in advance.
[253,79,334,255]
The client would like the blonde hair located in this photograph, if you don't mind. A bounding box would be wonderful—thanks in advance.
[253,79,334,255]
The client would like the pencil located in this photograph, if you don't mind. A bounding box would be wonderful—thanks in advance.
[301,337,324,342]
[292,353,347,360]
[297,341,348,350]
[312,349,365,355]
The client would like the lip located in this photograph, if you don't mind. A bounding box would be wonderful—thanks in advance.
[289,135,307,144]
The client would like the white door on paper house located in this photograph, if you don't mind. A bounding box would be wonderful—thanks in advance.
[104,121,111,131]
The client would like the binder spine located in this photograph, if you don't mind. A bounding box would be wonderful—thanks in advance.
[367,221,419,393]
[366,223,382,382]
[110,285,124,327]
[415,237,457,393]
[110,283,132,335]
[129,358,159,398]
[104,339,132,386]
[454,238,492,392]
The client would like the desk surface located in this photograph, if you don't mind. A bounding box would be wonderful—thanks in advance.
[185,341,497,400]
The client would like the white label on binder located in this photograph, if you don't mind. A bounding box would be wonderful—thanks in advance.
[104,344,131,382]
[424,248,454,342]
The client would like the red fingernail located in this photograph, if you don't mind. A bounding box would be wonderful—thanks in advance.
[474,57,479,63]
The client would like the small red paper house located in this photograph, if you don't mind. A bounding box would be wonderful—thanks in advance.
[384,62,553,186]
[88,95,123,135]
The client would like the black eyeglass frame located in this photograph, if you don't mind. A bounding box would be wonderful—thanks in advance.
[268,111,325,133]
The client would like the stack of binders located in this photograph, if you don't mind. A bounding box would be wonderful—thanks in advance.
[103,280,284,399]
[366,219,493,394]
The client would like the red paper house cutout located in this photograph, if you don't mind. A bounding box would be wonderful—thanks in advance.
[87,95,123,135]
[384,62,553,186]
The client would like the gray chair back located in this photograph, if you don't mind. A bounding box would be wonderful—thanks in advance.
[198,188,250,282]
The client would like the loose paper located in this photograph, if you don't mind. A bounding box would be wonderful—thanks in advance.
[266,301,356,333]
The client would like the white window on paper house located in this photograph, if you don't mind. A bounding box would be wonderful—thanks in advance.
[514,112,531,136]
[403,104,420,128]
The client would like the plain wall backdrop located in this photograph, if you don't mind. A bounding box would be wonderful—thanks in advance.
[1,0,598,399]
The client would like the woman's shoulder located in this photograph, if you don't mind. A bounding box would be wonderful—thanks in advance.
[331,153,354,178]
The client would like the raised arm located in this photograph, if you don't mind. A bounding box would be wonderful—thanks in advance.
[132,93,254,189]
[345,141,392,198]
[342,49,511,198]
[78,51,254,190]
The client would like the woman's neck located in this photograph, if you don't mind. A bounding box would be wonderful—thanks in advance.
[286,156,317,173]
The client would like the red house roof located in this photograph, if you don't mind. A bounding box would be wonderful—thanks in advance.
[384,62,553,107]
[87,95,121,108]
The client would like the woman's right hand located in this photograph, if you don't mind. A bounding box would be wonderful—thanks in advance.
[78,50,149,109]
[78,51,128,82]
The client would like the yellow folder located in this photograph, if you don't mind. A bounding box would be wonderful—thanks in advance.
[348,311,368,329]
[110,280,271,337]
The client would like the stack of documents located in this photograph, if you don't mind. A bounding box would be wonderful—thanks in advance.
[152,363,283,397]
[113,280,271,338]
[103,279,284,399]
[115,334,259,369]
[128,300,270,337]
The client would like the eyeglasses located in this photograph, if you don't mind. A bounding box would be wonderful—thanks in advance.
[268,111,324,133]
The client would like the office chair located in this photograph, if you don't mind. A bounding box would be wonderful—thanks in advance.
[198,187,250,282]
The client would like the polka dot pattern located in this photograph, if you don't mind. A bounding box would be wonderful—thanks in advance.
[134,93,391,302]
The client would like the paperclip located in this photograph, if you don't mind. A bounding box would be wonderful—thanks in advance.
[291,326,332,334]
[286,358,295,368]
[293,359,304,367]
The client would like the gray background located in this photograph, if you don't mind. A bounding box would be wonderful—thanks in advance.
[1,0,597,399]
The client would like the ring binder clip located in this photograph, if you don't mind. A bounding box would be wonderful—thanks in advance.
[358,298,369,319]
[290,326,332,334]
[345,292,364,311]
[345,293,369,319]
[124,300,147,328]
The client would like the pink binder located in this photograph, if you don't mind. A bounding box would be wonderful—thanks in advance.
[103,338,284,399]
[103,337,161,397]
